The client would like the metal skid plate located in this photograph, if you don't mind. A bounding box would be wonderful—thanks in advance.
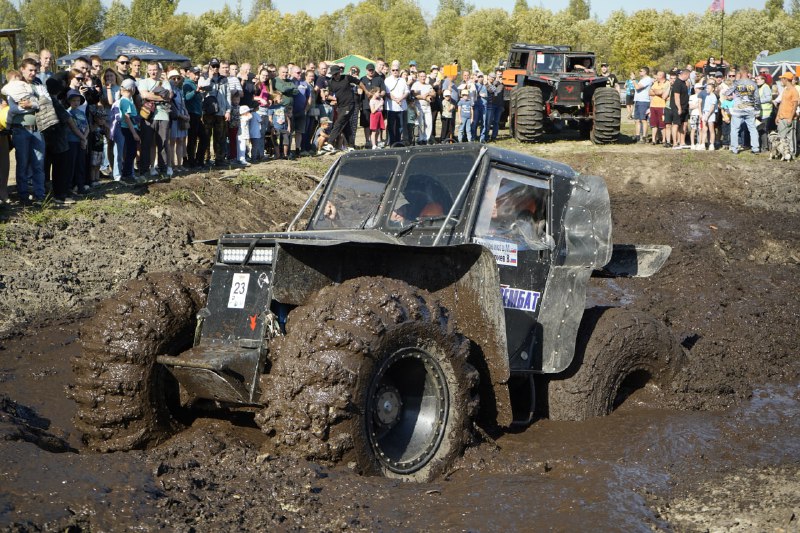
[158,345,262,405]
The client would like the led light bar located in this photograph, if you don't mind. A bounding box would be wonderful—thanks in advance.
[221,247,274,264]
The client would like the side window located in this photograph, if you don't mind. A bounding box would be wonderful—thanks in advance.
[474,167,550,250]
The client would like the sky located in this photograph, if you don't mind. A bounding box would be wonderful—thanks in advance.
[160,0,766,20]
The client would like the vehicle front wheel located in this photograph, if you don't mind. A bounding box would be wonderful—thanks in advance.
[68,272,208,451]
[257,276,479,482]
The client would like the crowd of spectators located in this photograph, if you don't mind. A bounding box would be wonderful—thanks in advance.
[622,57,799,155]
[1,50,797,209]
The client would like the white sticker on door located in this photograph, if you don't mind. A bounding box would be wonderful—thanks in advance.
[227,273,250,308]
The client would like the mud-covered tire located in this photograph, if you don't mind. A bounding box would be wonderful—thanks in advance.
[510,86,545,142]
[68,272,208,452]
[590,87,621,144]
[256,277,478,482]
[547,308,684,421]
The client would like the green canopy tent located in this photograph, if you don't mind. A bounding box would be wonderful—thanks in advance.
[329,54,376,75]
[753,47,800,78]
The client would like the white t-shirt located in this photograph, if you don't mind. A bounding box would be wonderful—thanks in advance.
[411,81,433,110]
[384,75,409,112]
[634,75,653,103]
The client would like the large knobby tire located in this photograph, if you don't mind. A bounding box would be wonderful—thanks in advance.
[547,308,684,421]
[68,272,208,452]
[510,85,545,142]
[590,87,621,144]
[256,277,478,482]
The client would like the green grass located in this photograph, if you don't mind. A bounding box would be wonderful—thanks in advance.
[17,195,146,227]
[156,189,193,204]
[232,173,270,189]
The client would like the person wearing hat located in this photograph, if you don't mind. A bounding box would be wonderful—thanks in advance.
[326,64,369,150]
[688,82,705,149]
[408,60,417,75]
[723,66,760,155]
[117,78,142,183]
[774,71,798,159]
[166,69,189,173]
[457,88,473,142]
[669,69,691,149]
[182,66,206,168]
[599,62,619,89]
[64,88,91,194]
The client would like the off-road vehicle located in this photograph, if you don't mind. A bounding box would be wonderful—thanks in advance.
[501,43,621,144]
[70,144,682,482]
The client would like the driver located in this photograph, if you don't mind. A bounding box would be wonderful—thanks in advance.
[323,194,411,225]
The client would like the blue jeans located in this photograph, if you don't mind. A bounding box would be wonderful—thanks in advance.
[487,105,501,141]
[730,113,759,153]
[458,117,472,142]
[112,129,124,180]
[12,127,46,200]
[471,105,486,142]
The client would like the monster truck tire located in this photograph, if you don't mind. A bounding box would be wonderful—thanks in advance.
[547,308,684,421]
[590,87,621,144]
[256,276,479,482]
[69,272,208,452]
[511,86,545,142]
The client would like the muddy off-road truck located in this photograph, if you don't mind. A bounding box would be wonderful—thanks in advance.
[70,144,682,482]
[501,43,621,144]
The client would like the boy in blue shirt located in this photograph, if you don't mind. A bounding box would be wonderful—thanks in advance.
[457,89,473,142]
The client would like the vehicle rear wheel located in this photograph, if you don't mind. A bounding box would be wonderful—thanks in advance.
[510,86,545,142]
[257,276,479,482]
[69,272,208,451]
[547,308,684,421]
[590,87,621,144]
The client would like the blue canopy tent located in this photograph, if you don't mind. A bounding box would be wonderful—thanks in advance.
[56,33,189,65]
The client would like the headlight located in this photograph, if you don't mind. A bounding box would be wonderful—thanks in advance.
[221,247,274,264]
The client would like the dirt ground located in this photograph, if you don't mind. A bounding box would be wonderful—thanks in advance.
[1,126,799,531]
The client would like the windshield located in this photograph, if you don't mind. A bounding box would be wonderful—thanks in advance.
[310,156,399,229]
[388,151,479,228]
[535,53,564,72]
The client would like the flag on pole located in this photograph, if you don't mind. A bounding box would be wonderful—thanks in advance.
[710,0,724,12]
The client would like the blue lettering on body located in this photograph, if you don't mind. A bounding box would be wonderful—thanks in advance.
[500,285,541,313]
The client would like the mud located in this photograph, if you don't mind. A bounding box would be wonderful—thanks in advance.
[258,276,476,483]
[1,138,799,530]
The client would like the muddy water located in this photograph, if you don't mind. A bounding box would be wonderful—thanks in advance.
[2,320,799,531]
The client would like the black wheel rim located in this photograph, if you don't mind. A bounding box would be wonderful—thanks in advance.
[366,347,449,474]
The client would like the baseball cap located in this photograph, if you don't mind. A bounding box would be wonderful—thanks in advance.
[190,66,201,74]
[239,105,251,115]
[121,78,136,91]
[409,60,417,66]
[431,65,439,71]
[329,64,341,75]
[320,117,331,123]
[167,69,181,79]
[366,63,375,70]
[460,89,469,96]
[780,71,795,81]
[209,58,220,67]
[600,62,609,67]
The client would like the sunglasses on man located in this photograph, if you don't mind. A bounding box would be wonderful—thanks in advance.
[118,61,129,65]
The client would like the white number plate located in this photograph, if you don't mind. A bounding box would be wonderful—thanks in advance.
[227,273,250,308]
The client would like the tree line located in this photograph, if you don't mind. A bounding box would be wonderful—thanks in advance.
[0,0,798,77]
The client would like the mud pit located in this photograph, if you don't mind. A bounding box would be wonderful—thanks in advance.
[1,139,799,531]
